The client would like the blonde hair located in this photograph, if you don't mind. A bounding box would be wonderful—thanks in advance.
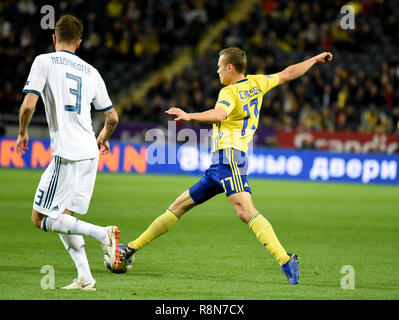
[219,47,247,74]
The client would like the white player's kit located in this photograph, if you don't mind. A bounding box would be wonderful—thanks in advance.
[23,50,113,218]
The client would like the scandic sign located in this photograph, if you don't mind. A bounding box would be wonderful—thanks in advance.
[277,130,399,154]
[1,138,398,185]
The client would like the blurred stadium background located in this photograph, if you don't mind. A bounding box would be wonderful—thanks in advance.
[1,0,398,151]
[1,0,399,300]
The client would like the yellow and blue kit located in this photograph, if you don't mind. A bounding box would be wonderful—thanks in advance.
[189,74,280,203]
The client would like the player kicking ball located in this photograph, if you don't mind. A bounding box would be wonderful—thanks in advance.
[16,15,121,291]
[119,47,333,285]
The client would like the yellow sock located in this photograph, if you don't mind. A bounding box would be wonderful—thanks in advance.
[247,213,290,266]
[128,209,179,251]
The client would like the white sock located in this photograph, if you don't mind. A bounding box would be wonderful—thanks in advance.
[42,214,107,243]
[59,234,93,283]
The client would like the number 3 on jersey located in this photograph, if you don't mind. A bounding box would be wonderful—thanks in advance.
[64,72,82,114]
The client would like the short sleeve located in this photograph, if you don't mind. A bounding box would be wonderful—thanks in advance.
[255,73,280,94]
[22,56,46,96]
[92,69,113,112]
[214,86,235,116]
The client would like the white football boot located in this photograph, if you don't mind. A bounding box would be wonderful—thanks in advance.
[62,279,97,291]
[101,226,121,269]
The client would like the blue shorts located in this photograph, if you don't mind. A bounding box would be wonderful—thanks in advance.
[189,148,252,204]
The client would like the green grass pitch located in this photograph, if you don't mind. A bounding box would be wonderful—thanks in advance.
[0,168,398,300]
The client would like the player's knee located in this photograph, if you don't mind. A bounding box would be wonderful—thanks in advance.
[233,204,250,223]
[229,193,257,223]
[169,202,190,218]
[233,203,257,223]
[169,190,196,218]
[31,210,44,228]
[236,210,251,223]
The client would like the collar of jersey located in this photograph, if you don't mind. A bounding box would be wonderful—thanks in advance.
[234,78,248,84]
[58,50,76,55]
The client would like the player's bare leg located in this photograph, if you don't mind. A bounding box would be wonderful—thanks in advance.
[227,191,258,223]
[227,191,299,284]
[31,209,46,228]
[168,189,197,218]
[121,189,197,259]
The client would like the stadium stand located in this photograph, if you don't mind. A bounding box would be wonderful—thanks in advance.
[128,0,399,138]
[1,0,398,149]
[0,0,237,121]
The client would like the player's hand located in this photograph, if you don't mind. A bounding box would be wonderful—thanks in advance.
[314,52,333,63]
[97,137,110,155]
[165,108,191,122]
[16,132,29,155]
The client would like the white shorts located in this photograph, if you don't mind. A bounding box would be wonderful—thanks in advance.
[33,155,99,218]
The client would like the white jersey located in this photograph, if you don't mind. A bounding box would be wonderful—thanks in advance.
[23,50,113,161]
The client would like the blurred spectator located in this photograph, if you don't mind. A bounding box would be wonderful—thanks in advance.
[126,1,140,22]
[107,0,124,20]
[345,105,360,132]
[336,85,349,109]
[0,15,11,39]
[321,84,334,109]
[383,83,394,109]
[361,108,379,133]
[20,28,32,49]
[320,106,335,131]
[17,0,36,16]
[335,109,347,131]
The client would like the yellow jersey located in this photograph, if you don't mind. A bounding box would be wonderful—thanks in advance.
[211,74,280,153]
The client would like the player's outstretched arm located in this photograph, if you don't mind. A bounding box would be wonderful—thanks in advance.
[16,92,39,155]
[277,52,333,85]
[96,108,119,155]
[166,107,227,124]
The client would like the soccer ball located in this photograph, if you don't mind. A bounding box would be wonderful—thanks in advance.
[104,244,134,274]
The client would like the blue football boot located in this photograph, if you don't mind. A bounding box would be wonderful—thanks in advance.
[281,253,300,285]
